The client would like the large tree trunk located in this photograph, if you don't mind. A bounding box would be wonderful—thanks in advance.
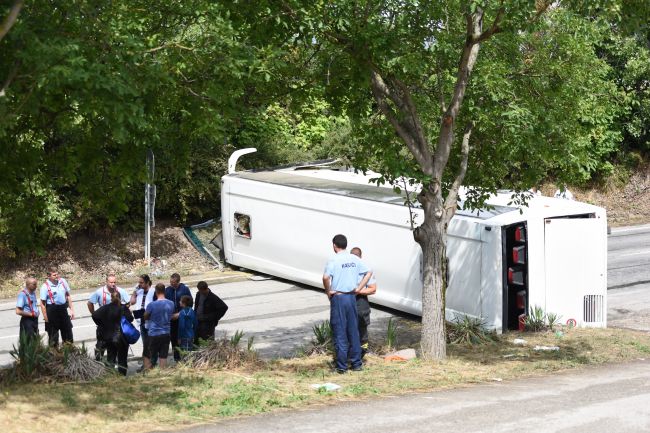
[366,7,494,361]
[414,185,448,359]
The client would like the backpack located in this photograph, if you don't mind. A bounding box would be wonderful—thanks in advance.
[121,315,140,344]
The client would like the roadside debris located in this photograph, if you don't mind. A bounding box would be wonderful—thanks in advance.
[310,382,341,392]
[513,338,527,346]
[384,348,417,362]
[533,345,560,352]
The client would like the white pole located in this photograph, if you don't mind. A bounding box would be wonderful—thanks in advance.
[145,149,155,266]
[145,183,150,265]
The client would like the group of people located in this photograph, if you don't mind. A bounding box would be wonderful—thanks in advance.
[323,234,377,374]
[16,235,376,375]
[15,268,229,375]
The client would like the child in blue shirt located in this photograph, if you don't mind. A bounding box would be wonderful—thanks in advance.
[177,295,198,356]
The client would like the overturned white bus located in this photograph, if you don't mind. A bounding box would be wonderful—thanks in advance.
[220,149,607,332]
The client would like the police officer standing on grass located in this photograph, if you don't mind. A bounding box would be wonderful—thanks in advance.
[323,234,372,374]
[40,266,75,347]
[350,247,377,358]
[165,273,192,362]
[16,277,40,339]
[87,273,130,361]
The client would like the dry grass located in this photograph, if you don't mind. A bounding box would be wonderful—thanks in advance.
[0,221,214,299]
[1,327,649,433]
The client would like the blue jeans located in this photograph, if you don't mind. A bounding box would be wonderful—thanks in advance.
[330,293,362,371]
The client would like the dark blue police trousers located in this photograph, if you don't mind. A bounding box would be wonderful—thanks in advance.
[330,293,362,371]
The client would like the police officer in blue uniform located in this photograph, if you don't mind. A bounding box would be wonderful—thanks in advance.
[40,267,75,347]
[350,247,377,358]
[87,273,130,361]
[165,273,192,362]
[16,277,40,339]
[323,234,372,373]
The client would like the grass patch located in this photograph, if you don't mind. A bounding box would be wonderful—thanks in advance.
[1,328,649,433]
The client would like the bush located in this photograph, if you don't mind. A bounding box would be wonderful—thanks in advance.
[524,306,562,332]
[304,320,334,356]
[184,334,259,369]
[2,337,108,385]
[446,315,496,345]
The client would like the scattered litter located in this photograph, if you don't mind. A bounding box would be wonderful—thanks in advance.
[491,377,503,382]
[638,358,646,361]
[503,354,517,358]
[513,338,527,346]
[249,274,274,281]
[310,383,341,392]
[555,331,564,338]
[384,348,417,362]
[533,345,560,351]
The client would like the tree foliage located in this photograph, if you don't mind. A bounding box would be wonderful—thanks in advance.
[227,0,648,358]
[0,0,344,255]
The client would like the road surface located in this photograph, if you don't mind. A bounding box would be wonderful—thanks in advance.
[607,225,650,331]
[170,360,650,433]
[1,224,649,366]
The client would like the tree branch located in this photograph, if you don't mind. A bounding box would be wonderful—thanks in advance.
[0,62,19,98]
[145,43,194,54]
[432,9,483,182]
[370,70,434,175]
[0,0,23,43]
[472,2,504,44]
[436,67,446,113]
[443,121,473,217]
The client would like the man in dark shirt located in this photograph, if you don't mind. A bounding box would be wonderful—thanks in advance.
[165,273,192,361]
[194,281,228,342]
[144,283,175,369]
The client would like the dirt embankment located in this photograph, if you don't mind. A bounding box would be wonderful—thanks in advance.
[0,220,213,299]
[539,166,650,227]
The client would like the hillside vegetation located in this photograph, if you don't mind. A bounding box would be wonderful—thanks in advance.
[1,1,649,257]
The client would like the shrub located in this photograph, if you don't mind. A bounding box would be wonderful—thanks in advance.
[304,320,333,356]
[447,315,495,345]
[386,317,398,350]
[184,335,260,369]
[524,306,562,332]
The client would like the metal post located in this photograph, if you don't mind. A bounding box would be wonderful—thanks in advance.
[145,149,155,265]
[145,184,151,264]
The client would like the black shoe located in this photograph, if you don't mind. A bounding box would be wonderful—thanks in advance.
[336,369,347,374]
[352,366,363,372]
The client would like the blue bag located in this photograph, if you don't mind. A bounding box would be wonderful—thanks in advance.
[121,315,140,344]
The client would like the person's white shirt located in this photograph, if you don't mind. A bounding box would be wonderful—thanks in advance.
[554,188,574,200]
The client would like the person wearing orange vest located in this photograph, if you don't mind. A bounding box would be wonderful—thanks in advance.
[16,277,40,339]
[39,267,75,347]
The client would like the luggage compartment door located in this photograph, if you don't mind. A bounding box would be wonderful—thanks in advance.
[543,218,606,326]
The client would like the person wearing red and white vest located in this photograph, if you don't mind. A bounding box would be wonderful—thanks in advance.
[87,273,129,361]
[16,277,40,339]
[39,267,75,347]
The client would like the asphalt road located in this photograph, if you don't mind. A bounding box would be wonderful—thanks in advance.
[607,224,650,290]
[172,360,650,433]
[0,277,397,367]
[607,224,650,331]
[1,224,649,367]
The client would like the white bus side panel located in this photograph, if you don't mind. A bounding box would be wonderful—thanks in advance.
[222,176,424,315]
